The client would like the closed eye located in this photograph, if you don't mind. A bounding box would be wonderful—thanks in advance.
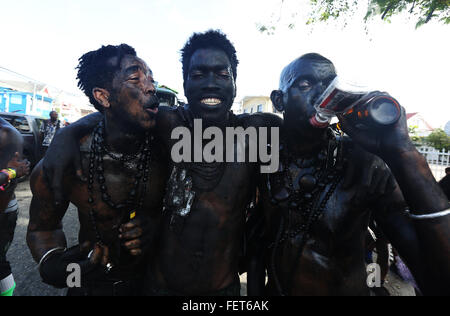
[298,79,312,90]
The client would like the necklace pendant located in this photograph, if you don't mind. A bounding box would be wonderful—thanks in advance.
[297,174,317,193]
[273,187,290,202]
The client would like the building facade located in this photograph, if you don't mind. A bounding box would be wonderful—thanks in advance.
[241,96,281,117]
[0,86,53,117]
[407,112,434,137]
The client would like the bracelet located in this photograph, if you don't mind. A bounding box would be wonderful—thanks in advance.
[0,169,18,191]
[0,169,16,181]
[407,208,450,220]
[38,247,66,271]
[6,168,16,180]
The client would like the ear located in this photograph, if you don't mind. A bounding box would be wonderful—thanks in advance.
[92,88,111,109]
[270,90,285,112]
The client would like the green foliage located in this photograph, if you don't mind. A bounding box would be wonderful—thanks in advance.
[258,0,450,34]
[425,128,450,151]
[309,0,450,28]
[408,125,426,145]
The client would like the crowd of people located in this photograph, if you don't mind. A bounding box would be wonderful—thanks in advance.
[0,30,449,296]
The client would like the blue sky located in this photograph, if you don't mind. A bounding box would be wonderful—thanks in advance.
[1,0,449,127]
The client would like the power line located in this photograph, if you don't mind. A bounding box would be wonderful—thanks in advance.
[0,65,83,98]
[0,66,45,85]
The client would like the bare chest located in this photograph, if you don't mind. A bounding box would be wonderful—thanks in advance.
[163,161,255,235]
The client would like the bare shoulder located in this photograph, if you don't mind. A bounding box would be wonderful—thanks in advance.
[156,106,184,130]
[30,160,49,196]
[28,160,68,233]
[236,112,283,129]
[0,117,22,148]
[0,118,23,168]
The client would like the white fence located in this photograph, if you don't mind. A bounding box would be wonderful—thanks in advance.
[417,146,450,181]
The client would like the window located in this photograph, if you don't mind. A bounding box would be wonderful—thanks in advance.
[10,95,23,105]
[156,91,176,107]
[0,115,31,133]
[257,104,263,112]
[12,117,31,133]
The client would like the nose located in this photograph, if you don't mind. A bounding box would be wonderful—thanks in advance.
[202,72,220,91]
[144,77,157,95]
[311,82,326,105]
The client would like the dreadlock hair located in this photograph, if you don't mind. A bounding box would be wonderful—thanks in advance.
[76,44,137,112]
[181,30,239,82]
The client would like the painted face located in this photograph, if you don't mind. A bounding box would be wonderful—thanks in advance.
[108,55,159,131]
[282,58,336,129]
[184,48,236,122]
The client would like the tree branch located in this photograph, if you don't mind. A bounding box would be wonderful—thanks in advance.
[381,2,395,20]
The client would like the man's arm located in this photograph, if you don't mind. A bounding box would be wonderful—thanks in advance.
[42,112,103,205]
[27,161,109,288]
[340,107,449,295]
[27,161,70,262]
[371,185,425,290]
[339,107,448,212]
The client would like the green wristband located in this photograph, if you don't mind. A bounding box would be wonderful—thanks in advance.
[7,168,16,179]
[0,282,16,296]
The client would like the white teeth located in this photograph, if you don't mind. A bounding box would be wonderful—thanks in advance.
[201,98,221,106]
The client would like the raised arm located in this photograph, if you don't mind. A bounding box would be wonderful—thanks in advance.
[340,107,450,295]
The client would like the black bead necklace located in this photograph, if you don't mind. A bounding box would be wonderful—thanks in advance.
[267,129,344,295]
[87,120,152,245]
[268,129,344,245]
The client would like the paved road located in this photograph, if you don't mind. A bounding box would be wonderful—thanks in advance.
[7,180,413,296]
[8,180,79,296]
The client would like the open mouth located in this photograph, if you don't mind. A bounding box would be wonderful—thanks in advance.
[145,107,158,115]
[144,98,159,115]
[200,98,222,106]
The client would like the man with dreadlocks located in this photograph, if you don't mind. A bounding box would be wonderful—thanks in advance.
[27,44,169,295]
[39,31,391,296]
[251,53,449,295]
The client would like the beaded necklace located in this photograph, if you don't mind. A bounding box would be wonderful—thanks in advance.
[267,128,344,295]
[87,120,152,246]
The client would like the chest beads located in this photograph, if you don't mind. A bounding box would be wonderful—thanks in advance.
[87,120,152,271]
[267,128,344,295]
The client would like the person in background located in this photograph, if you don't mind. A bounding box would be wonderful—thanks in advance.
[0,117,30,296]
[39,111,61,155]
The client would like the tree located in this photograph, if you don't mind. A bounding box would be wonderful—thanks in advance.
[408,124,426,146]
[310,0,450,27]
[258,0,450,34]
[426,128,450,151]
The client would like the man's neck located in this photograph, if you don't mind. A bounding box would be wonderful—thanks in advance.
[103,116,147,155]
[282,124,328,157]
[188,104,232,128]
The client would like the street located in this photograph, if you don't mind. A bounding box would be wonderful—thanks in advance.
[7,180,413,296]
[8,180,79,296]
